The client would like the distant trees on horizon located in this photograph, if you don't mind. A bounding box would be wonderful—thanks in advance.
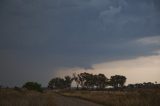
[48,72,127,90]
[128,82,160,89]
[0,72,160,91]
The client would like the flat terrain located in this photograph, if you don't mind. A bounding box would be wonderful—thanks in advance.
[54,93,103,106]
[0,89,103,106]
[0,89,56,106]
[1,88,160,106]
[61,89,160,106]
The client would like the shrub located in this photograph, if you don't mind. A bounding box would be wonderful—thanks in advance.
[22,82,43,92]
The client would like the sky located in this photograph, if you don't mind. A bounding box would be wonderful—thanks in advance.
[0,0,160,87]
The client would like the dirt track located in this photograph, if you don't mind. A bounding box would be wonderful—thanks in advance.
[54,94,103,106]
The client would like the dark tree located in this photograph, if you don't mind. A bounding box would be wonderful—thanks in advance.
[23,82,42,92]
[48,77,65,89]
[77,72,95,89]
[96,74,108,89]
[110,75,126,88]
[83,73,94,89]
[77,73,86,88]
[72,73,108,89]
[73,73,80,89]
[64,76,73,88]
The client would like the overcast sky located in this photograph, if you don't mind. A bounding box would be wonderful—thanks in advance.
[0,0,160,87]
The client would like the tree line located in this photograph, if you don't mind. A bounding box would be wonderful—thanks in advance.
[1,72,159,92]
[48,72,127,90]
[128,82,160,89]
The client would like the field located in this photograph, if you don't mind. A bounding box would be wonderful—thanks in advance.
[61,89,160,106]
[0,88,56,106]
[1,88,160,106]
[0,88,101,106]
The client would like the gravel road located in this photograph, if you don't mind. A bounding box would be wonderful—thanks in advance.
[54,94,103,106]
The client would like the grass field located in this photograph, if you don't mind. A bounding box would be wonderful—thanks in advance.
[1,88,160,106]
[61,89,160,106]
[0,88,56,106]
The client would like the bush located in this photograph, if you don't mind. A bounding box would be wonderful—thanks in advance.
[22,82,43,92]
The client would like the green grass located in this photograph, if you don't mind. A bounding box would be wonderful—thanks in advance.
[0,88,56,106]
[61,89,160,106]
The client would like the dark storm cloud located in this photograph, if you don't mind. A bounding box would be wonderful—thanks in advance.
[154,0,160,10]
[0,0,160,86]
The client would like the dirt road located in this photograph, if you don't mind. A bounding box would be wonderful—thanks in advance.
[54,94,103,106]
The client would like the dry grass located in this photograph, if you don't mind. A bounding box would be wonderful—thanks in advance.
[0,88,56,106]
[61,89,160,106]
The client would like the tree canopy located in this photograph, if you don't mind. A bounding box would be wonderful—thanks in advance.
[22,82,42,92]
[48,72,125,90]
